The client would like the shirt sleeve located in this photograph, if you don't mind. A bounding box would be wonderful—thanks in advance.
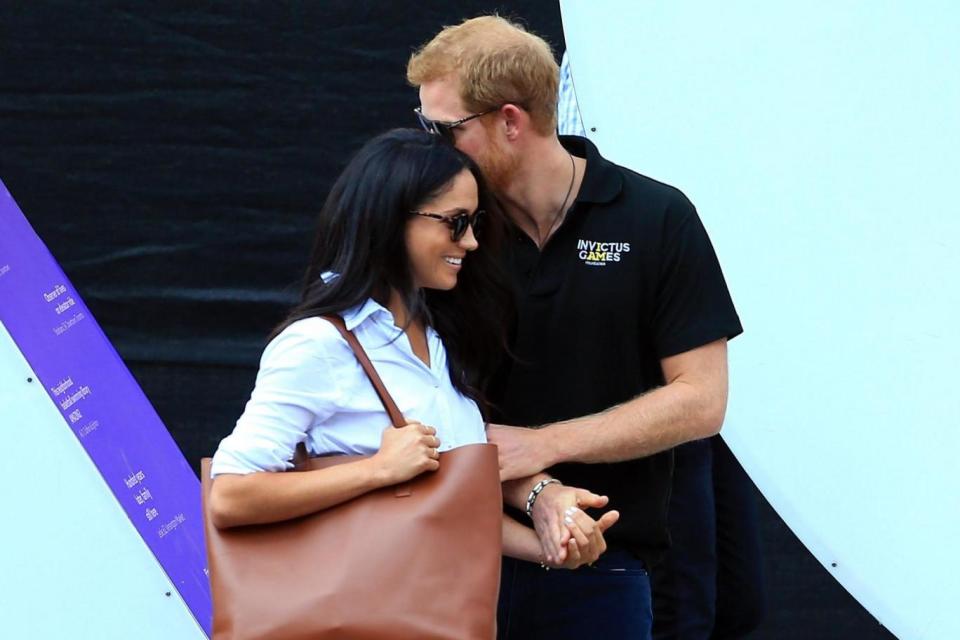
[653,193,743,359]
[210,319,346,477]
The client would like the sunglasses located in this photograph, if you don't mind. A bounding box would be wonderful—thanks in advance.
[414,106,501,142]
[410,209,485,241]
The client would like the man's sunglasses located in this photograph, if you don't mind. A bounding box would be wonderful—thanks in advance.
[414,106,500,141]
[410,209,485,241]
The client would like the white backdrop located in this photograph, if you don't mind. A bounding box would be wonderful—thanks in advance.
[561,3,960,639]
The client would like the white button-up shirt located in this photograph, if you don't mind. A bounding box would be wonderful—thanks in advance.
[558,51,587,136]
[210,297,486,477]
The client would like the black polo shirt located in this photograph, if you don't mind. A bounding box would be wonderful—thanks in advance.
[490,136,743,567]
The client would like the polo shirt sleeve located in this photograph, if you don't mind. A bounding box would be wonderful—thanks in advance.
[210,319,346,477]
[652,193,743,359]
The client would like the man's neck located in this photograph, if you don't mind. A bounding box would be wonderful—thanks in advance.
[497,136,586,246]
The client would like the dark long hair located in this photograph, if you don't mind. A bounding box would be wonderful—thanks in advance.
[272,128,513,411]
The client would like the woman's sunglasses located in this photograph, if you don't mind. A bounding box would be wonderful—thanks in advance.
[410,209,485,241]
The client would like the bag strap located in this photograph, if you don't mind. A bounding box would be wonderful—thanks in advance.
[322,315,406,429]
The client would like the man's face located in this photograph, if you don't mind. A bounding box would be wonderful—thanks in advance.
[418,76,487,157]
[418,76,518,192]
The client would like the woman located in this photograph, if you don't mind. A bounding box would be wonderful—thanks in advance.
[208,128,593,567]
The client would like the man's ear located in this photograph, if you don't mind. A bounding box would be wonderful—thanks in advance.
[501,104,527,141]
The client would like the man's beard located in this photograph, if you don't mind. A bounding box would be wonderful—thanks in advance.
[476,135,519,195]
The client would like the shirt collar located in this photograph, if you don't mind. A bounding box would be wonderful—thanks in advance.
[319,273,392,332]
[560,135,623,205]
[341,297,391,331]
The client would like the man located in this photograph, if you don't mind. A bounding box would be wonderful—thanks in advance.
[408,16,742,640]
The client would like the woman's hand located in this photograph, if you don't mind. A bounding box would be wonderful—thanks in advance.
[548,506,620,570]
[530,483,616,566]
[370,421,441,485]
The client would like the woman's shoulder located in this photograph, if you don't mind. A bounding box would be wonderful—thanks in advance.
[262,316,353,366]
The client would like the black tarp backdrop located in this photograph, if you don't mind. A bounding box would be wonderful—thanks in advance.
[0,3,894,639]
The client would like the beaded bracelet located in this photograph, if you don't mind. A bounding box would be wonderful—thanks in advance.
[525,478,562,518]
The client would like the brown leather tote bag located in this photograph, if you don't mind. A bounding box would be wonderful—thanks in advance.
[200,316,503,639]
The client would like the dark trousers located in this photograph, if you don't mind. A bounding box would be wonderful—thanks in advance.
[652,436,766,639]
[498,549,653,639]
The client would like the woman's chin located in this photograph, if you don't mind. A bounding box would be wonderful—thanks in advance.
[425,276,459,291]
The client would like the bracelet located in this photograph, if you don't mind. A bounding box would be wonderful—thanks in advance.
[525,478,561,519]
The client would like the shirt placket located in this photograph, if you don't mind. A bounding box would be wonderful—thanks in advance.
[426,327,457,448]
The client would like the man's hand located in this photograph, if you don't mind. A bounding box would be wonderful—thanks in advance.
[530,483,619,566]
[550,506,621,569]
[487,423,554,481]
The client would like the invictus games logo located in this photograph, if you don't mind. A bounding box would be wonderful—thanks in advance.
[577,239,631,266]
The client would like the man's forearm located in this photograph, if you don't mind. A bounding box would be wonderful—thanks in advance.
[488,339,729,475]
[543,377,726,466]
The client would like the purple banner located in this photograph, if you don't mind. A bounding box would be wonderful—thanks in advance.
[0,180,211,636]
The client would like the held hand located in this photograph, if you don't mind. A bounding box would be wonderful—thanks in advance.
[370,421,441,485]
[530,484,614,566]
[486,424,552,481]
[552,506,620,569]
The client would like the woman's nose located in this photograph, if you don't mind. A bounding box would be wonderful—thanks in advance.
[459,225,479,251]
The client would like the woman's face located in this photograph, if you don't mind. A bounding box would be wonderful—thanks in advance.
[406,169,480,291]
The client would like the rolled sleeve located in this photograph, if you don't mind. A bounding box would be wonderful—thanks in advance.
[210,319,344,477]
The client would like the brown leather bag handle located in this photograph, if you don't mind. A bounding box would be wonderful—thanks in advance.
[322,315,406,428]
